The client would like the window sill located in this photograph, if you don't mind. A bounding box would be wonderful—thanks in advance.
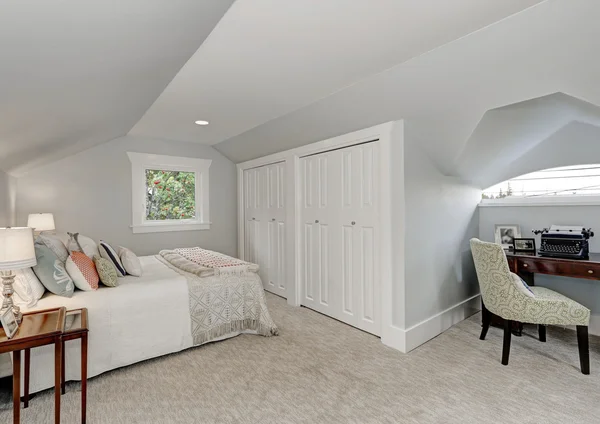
[131,222,211,234]
[479,196,600,208]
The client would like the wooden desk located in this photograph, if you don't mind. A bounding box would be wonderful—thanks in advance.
[506,251,600,284]
[0,307,66,424]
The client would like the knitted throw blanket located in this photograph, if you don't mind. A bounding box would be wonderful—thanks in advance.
[173,247,257,276]
[156,254,278,345]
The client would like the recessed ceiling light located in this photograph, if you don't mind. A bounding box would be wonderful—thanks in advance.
[195,120,209,126]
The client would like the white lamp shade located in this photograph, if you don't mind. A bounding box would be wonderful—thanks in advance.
[0,227,37,270]
[27,213,55,232]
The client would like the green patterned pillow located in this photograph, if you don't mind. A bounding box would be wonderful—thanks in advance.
[93,255,118,287]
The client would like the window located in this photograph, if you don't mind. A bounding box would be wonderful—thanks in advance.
[481,165,600,206]
[128,152,211,233]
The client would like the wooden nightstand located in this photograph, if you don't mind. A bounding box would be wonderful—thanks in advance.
[21,308,89,424]
[0,307,66,424]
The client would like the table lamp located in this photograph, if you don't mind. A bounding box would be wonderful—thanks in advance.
[0,227,37,323]
[27,213,55,236]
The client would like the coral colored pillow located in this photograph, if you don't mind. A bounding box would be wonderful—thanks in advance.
[65,251,99,291]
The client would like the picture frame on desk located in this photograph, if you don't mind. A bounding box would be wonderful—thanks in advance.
[495,224,521,250]
[513,238,536,253]
[0,308,18,339]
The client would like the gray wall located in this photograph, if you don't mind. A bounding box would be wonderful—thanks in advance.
[0,170,16,227]
[479,205,600,334]
[15,136,238,257]
[404,137,481,327]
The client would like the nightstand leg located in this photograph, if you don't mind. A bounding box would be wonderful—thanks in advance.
[55,338,62,424]
[61,341,65,395]
[82,333,88,424]
[23,349,30,408]
[13,350,20,424]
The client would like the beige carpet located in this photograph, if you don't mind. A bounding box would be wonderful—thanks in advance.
[1,293,599,424]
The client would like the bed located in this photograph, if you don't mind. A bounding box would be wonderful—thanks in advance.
[0,254,278,395]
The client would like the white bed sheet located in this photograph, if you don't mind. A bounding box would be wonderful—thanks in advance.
[1,256,194,394]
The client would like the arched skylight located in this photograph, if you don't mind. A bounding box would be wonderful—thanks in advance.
[482,165,600,199]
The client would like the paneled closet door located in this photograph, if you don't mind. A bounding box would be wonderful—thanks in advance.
[243,162,287,298]
[301,142,380,336]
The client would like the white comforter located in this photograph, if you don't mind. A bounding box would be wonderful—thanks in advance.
[1,256,195,394]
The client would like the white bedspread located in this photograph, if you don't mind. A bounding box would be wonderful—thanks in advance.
[1,256,194,394]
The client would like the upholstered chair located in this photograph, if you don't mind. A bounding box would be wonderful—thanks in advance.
[470,238,591,374]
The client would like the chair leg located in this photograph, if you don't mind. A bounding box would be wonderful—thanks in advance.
[502,319,512,366]
[480,302,492,340]
[576,326,590,375]
[538,324,546,342]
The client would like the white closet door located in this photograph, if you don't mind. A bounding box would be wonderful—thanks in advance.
[243,162,286,298]
[300,142,380,336]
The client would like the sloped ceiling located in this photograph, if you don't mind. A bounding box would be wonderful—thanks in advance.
[455,93,600,188]
[0,0,233,176]
[4,0,595,184]
[213,0,600,181]
[130,0,544,145]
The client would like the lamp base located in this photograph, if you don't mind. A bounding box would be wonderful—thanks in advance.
[1,270,22,324]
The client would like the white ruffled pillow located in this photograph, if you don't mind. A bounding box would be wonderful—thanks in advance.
[11,268,46,307]
[118,246,142,277]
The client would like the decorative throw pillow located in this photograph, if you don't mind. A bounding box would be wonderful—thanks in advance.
[36,234,69,263]
[118,246,142,277]
[93,255,118,287]
[66,251,99,291]
[12,268,46,307]
[99,241,126,277]
[510,272,535,298]
[32,243,74,297]
[77,235,100,259]
[66,232,84,253]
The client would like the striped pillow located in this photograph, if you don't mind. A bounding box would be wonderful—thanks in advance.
[99,241,126,277]
[66,251,99,291]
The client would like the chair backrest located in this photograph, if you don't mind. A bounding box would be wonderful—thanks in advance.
[469,238,530,318]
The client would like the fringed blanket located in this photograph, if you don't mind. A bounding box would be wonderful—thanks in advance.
[157,250,278,345]
[159,249,259,277]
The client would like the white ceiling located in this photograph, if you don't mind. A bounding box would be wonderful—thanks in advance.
[0,0,233,175]
[213,0,600,189]
[130,0,543,145]
[3,0,596,185]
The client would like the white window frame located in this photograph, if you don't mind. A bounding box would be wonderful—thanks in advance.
[127,152,211,233]
[480,195,600,208]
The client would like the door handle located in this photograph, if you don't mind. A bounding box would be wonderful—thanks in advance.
[351,221,356,225]
[315,220,319,223]
[272,218,276,221]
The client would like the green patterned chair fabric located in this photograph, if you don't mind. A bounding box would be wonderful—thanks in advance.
[470,238,590,326]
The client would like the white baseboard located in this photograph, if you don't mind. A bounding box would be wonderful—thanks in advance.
[381,325,406,353]
[402,294,481,353]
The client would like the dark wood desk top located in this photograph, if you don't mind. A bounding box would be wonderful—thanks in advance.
[505,251,600,281]
[0,307,66,353]
[505,250,600,264]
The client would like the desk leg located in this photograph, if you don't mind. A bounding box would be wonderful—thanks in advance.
[82,333,88,424]
[23,349,30,408]
[13,350,20,424]
[61,341,65,395]
[55,338,62,424]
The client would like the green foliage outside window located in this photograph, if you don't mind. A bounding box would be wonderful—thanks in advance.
[145,169,196,220]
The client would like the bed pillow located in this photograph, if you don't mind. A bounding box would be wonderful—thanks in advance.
[66,232,83,253]
[118,246,142,277]
[66,251,99,291]
[66,233,100,259]
[12,268,46,307]
[36,233,69,263]
[99,241,126,277]
[93,255,118,287]
[78,235,100,259]
[32,243,75,297]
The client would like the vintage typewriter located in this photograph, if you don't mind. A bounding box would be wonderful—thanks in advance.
[533,225,594,260]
